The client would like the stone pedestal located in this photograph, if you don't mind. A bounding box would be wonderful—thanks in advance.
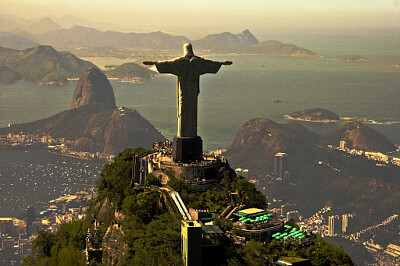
[173,136,203,163]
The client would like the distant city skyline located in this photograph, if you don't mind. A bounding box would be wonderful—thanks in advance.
[1,0,399,38]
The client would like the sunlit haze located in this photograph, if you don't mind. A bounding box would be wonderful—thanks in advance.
[1,0,399,38]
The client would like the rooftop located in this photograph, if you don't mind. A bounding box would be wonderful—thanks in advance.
[237,208,265,216]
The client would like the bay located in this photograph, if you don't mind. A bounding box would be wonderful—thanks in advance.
[1,54,399,151]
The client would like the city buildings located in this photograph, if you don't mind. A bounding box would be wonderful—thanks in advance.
[342,214,356,234]
[328,215,341,236]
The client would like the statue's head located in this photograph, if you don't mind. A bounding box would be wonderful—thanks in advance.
[183,43,194,56]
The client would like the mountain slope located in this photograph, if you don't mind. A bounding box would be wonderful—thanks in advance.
[0,32,38,49]
[194,29,259,51]
[17,18,63,35]
[35,26,189,48]
[0,67,165,154]
[29,27,317,57]
[105,62,156,81]
[0,104,165,154]
[226,118,317,173]
[225,117,400,228]
[0,45,95,84]
[323,120,396,152]
[252,40,318,57]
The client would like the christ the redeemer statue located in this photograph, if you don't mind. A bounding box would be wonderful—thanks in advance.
[144,43,232,163]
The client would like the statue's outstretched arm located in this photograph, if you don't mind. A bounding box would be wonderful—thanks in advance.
[144,59,180,75]
[221,61,233,65]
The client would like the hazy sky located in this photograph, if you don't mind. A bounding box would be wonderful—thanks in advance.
[1,0,399,36]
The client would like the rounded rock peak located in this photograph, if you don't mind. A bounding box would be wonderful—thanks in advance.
[71,67,116,109]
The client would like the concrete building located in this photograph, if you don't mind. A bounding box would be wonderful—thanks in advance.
[181,220,202,266]
[339,140,347,150]
[342,214,356,234]
[233,208,281,242]
[328,215,341,236]
[274,153,288,179]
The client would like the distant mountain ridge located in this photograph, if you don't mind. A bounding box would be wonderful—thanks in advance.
[35,26,190,49]
[18,18,63,35]
[252,40,318,57]
[0,16,318,56]
[0,32,38,50]
[0,45,95,84]
[194,29,259,51]
[0,16,63,35]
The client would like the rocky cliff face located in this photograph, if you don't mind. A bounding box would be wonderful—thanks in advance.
[102,224,126,265]
[324,120,396,153]
[71,67,116,109]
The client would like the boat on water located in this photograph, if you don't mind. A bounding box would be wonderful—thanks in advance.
[273,99,282,103]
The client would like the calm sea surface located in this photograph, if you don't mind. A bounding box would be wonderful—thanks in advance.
[0,41,400,216]
[1,54,399,150]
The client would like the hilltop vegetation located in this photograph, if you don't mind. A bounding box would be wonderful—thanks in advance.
[24,148,352,265]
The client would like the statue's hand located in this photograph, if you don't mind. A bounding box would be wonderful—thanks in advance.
[221,61,233,65]
[143,61,157,65]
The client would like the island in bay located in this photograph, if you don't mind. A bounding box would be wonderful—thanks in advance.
[284,108,340,123]
[339,55,370,62]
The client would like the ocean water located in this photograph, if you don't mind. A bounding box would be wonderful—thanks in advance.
[1,54,399,151]
[0,41,400,217]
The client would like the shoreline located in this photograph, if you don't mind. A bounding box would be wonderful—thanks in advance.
[283,115,340,124]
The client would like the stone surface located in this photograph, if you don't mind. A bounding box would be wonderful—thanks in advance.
[71,67,116,109]
[144,43,231,139]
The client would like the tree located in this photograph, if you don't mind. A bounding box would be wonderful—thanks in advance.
[22,256,36,266]
[96,147,149,209]
[232,177,266,209]
[146,173,160,186]
[53,247,86,266]
[122,188,162,224]
[167,178,189,193]
[32,231,56,259]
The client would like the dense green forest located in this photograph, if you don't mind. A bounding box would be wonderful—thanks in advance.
[23,148,352,265]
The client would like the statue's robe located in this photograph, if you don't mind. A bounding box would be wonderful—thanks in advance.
[155,55,222,137]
